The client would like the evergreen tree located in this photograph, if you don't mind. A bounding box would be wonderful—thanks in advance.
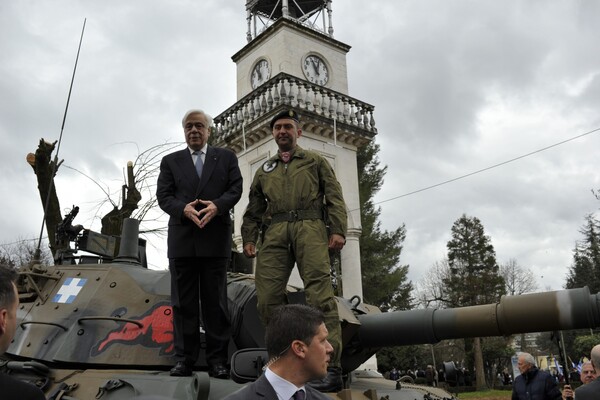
[444,214,505,307]
[566,214,600,292]
[444,214,505,390]
[559,214,600,360]
[357,140,412,311]
[376,345,431,373]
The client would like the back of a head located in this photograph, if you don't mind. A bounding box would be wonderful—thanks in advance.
[264,304,324,359]
[590,345,600,368]
[0,264,18,309]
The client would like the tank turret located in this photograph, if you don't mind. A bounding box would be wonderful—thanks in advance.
[4,215,600,399]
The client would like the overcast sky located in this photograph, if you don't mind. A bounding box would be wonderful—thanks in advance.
[1,1,598,293]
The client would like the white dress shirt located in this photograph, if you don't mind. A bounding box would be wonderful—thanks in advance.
[265,367,306,400]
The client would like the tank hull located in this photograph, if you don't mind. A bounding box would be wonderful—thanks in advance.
[7,225,600,400]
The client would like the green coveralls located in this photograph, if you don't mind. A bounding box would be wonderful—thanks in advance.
[241,146,347,365]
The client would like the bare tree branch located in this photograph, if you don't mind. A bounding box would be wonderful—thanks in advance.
[500,258,538,295]
[416,258,453,308]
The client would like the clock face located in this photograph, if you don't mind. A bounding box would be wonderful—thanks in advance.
[251,59,271,89]
[302,55,329,86]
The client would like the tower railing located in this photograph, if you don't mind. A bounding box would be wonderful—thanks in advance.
[213,72,376,151]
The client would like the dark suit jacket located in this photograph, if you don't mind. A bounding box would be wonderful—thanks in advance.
[157,146,243,258]
[0,373,46,400]
[224,374,331,400]
[511,367,561,400]
[575,377,600,400]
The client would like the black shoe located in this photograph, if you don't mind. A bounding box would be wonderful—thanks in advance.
[208,363,230,379]
[170,361,192,377]
[307,366,343,392]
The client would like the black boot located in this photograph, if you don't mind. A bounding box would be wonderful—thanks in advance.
[307,366,343,392]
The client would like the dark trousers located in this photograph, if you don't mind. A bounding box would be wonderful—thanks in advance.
[169,257,230,366]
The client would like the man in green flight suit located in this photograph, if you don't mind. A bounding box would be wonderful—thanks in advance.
[241,109,347,392]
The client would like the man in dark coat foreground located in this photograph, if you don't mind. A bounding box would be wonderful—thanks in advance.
[0,265,45,400]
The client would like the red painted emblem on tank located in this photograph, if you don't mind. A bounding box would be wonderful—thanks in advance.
[92,303,174,356]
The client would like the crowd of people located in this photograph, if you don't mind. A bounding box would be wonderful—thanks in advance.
[384,350,600,399]
[510,350,600,400]
[387,365,441,386]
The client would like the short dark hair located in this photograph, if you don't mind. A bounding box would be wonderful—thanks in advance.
[265,304,324,359]
[0,264,18,310]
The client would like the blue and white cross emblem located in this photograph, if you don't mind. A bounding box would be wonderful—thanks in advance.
[53,277,87,304]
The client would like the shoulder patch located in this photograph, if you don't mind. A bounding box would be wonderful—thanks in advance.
[262,160,278,173]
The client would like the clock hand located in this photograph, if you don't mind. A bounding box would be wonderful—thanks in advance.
[311,58,320,76]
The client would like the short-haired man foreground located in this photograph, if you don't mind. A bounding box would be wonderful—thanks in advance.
[575,345,600,400]
[512,352,561,400]
[224,304,332,399]
[0,265,45,400]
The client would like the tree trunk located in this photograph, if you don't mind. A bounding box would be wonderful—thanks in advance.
[474,336,487,390]
[100,162,141,236]
[27,139,63,257]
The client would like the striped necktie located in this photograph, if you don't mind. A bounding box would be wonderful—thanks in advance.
[193,151,203,178]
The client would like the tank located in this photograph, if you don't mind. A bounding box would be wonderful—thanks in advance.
[3,212,600,399]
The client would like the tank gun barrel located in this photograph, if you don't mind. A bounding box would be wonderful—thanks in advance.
[356,287,600,348]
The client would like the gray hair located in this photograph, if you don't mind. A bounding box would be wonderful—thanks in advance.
[582,361,594,371]
[518,352,536,366]
[181,109,213,127]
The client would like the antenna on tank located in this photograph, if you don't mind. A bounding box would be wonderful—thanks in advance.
[34,18,87,261]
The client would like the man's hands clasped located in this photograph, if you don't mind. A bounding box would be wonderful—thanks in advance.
[184,199,218,229]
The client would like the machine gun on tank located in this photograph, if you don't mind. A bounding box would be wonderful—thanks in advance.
[52,207,146,267]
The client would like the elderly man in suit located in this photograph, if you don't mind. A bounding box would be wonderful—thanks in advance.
[157,109,242,379]
[225,304,333,400]
[575,345,600,399]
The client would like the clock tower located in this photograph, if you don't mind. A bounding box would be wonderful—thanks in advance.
[214,0,377,299]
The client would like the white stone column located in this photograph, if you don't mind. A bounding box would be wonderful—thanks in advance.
[340,227,362,299]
